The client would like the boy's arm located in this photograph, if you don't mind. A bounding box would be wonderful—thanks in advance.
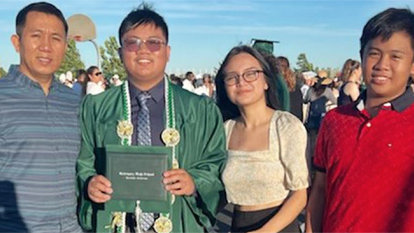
[305,171,326,233]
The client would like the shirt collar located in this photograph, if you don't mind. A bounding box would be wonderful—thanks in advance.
[356,86,414,112]
[128,78,164,103]
[7,64,60,91]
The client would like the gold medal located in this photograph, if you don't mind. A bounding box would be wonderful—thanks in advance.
[154,216,173,233]
[117,120,133,140]
[161,128,180,147]
[105,212,124,231]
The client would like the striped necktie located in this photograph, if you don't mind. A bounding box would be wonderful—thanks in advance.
[137,92,152,146]
[137,92,154,231]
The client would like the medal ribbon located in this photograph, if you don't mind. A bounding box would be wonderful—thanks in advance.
[116,78,175,233]
[164,78,178,170]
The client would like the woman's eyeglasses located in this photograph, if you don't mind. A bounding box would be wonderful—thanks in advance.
[94,72,102,76]
[122,38,166,53]
[224,70,264,86]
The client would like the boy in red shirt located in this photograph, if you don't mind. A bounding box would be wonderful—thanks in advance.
[306,8,414,232]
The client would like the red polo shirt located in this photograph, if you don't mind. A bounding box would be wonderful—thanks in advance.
[314,88,414,232]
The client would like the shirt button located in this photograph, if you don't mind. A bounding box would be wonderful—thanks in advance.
[388,143,392,147]
[366,122,372,127]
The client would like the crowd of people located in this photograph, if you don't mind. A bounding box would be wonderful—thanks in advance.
[57,66,123,97]
[56,66,217,101]
[1,1,414,233]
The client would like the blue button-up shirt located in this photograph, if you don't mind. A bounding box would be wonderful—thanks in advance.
[0,65,82,232]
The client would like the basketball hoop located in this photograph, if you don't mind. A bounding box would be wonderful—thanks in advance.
[72,35,83,42]
[67,14,96,41]
[67,14,100,67]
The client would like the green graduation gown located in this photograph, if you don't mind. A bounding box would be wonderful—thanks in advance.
[76,82,227,232]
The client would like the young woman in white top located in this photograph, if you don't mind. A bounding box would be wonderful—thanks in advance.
[216,46,309,233]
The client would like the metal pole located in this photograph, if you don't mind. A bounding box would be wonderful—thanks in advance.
[89,39,100,68]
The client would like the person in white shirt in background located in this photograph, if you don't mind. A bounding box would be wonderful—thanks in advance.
[58,71,74,88]
[64,71,73,88]
[182,71,196,92]
[110,74,123,87]
[300,71,317,123]
[194,73,215,98]
[59,73,66,84]
[300,71,317,98]
[86,65,105,95]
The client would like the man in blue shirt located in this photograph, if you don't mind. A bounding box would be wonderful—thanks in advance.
[0,2,82,232]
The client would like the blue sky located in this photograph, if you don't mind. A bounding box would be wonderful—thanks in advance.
[1,0,413,75]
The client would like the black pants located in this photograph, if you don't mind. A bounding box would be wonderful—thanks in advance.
[231,206,300,233]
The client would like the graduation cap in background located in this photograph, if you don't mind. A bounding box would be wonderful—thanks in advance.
[251,38,280,55]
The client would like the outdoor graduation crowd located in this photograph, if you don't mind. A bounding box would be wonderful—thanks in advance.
[1,1,414,233]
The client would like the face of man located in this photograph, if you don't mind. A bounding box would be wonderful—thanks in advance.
[120,23,170,90]
[362,31,414,103]
[11,11,67,82]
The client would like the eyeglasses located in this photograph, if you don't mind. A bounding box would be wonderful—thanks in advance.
[94,72,102,76]
[122,37,166,52]
[223,70,264,86]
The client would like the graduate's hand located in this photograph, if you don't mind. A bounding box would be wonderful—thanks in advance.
[87,175,113,203]
[163,169,195,196]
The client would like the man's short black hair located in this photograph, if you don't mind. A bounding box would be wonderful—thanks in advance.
[16,2,68,37]
[118,3,168,46]
[185,71,194,78]
[360,8,414,58]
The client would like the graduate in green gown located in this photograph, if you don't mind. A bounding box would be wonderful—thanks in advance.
[76,4,227,233]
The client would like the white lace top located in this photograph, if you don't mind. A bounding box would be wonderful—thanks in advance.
[222,111,309,205]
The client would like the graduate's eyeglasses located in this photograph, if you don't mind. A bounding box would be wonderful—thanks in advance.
[122,38,166,52]
[94,72,102,76]
[224,70,264,86]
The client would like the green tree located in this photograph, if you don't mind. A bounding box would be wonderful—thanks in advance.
[58,39,85,75]
[100,36,126,80]
[296,53,314,72]
[0,66,6,78]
